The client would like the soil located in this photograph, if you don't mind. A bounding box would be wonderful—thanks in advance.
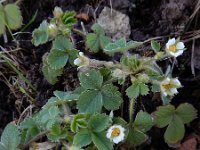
[0,0,200,149]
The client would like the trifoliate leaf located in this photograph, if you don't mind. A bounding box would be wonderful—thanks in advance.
[88,114,111,132]
[0,123,21,150]
[154,105,175,128]
[101,84,122,110]
[77,90,103,113]
[104,38,142,54]
[42,55,63,85]
[86,23,111,53]
[52,36,73,51]
[134,111,154,133]
[47,49,69,69]
[126,83,149,99]
[73,129,92,148]
[126,128,147,146]
[32,20,49,46]
[79,69,103,90]
[151,40,160,52]
[120,55,142,72]
[4,4,22,30]
[176,103,197,124]
[91,132,113,150]
[164,115,184,144]
[71,114,89,133]
[154,104,197,145]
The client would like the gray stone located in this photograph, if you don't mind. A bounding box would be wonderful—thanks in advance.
[97,7,131,40]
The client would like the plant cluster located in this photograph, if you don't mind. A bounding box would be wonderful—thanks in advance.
[0,5,198,150]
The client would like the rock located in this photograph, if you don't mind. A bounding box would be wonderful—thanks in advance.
[97,7,131,40]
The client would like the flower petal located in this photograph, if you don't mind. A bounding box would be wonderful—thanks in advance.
[166,38,176,47]
[172,78,181,87]
[74,58,81,65]
[173,50,183,57]
[176,42,185,50]
[170,88,178,95]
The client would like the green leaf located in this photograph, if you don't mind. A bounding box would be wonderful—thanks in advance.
[86,33,100,53]
[154,104,197,145]
[101,84,122,110]
[0,123,21,150]
[134,111,154,132]
[38,106,61,129]
[126,84,140,99]
[164,115,184,144]
[61,11,77,29]
[139,84,149,96]
[154,105,175,128]
[4,4,22,30]
[176,103,197,124]
[88,114,111,132]
[47,125,68,141]
[91,132,113,150]
[32,20,49,46]
[104,38,142,54]
[79,69,103,90]
[54,90,79,101]
[126,83,149,99]
[151,40,160,52]
[52,36,73,51]
[47,49,69,69]
[71,114,89,133]
[73,129,92,148]
[126,128,147,146]
[86,23,111,53]
[0,5,6,35]
[42,56,63,85]
[77,90,103,113]
[68,49,78,65]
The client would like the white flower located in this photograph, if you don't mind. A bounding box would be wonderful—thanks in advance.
[74,52,89,68]
[106,125,125,144]
[160,77,182,96]
[166,38,185,57]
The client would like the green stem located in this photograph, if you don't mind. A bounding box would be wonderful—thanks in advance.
[129,98,135,127]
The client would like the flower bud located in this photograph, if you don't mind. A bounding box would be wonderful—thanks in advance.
[53,6,63,18]
[47,23,57,38]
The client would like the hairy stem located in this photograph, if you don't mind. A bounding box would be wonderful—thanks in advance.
[129,98,136,127]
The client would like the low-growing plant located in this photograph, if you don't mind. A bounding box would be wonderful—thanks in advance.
[0,6,198,150]
[0,1,22,40]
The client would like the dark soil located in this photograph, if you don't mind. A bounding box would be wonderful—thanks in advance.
[0,0,200,149]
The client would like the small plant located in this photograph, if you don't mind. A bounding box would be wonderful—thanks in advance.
[0,6,198,150]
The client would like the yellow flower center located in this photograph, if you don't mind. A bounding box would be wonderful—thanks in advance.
[162,83,173,90]
[168,45,177,52]
[111,128,120,137]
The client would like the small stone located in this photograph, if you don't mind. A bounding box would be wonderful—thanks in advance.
[97,7,131,40]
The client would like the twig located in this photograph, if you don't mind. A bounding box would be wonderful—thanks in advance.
[72,28,86,37]
[17,105,34,125]
[21,131,48,150]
